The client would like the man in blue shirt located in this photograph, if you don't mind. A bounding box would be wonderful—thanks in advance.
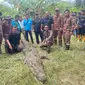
[23,14,34,44]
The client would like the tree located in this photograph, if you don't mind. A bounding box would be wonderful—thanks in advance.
[75,0,85,9]
[3,0,61,15]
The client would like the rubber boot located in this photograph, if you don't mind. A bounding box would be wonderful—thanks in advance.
[77,35,81,42]
[82,35,84,42]
[83,35,85,42]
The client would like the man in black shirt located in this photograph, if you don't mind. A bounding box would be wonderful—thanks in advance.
[33,13,43,44]
[41,12,53,30]
[5,27,23,54]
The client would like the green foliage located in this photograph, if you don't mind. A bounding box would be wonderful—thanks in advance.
[45,1,74,14]
[0,4,18,17]
[1,0,85,17]
[3,0,61,16]
[75,0,85,9]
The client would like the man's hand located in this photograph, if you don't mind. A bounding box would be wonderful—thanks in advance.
[6,40,13,50]
[9,45,13,50]
[41,29,43,32]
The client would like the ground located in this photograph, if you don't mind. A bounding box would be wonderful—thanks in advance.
[0,36,85,85]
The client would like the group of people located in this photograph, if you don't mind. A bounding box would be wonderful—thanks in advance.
[0,8,85,54]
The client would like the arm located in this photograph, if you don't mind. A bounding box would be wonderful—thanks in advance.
[5,34,13,50]
[6,39,13,50]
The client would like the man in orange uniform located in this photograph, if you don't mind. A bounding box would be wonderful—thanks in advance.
[53,8,64,47]
[63,9,72,50]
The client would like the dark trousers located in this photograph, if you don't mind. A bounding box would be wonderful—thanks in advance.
[0,33,3,44]
[5,44,22,54]
[34,31,43,44]
[25,30,34,43]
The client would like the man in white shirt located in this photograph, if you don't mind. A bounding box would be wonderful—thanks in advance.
[18,16,25,37]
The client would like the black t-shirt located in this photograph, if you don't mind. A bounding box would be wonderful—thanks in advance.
[8,31,20,46]
[41,16,53,30]
[33,18,42,32]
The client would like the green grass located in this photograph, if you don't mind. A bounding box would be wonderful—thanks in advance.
[0,36,85,85]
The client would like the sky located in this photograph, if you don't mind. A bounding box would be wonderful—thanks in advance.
[0,0,75,1]
[63,0,75,1]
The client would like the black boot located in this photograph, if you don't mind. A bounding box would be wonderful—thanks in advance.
[66,45,70,50]
[54,40,57,45]
[47,46,51,53]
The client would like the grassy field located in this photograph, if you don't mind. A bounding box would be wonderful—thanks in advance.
[0,36,85,85]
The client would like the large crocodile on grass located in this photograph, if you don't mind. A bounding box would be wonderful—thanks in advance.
[22,40,47,84]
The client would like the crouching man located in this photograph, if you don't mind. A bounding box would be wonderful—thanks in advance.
[5,27,23,54]
[40,25,53,53]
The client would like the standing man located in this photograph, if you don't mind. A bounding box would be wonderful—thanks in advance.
[33,13,43,44]
[2,16,12,40]
[0,12,3,54]
[53,8,64,47]
[41,12,53,31]
[71,13,77,36]
[0,18,3,54]
[78,10,85,42]
[18,16,25,37]
[23,14,34,44]
[63,9,72,50]
[76,12,82,41]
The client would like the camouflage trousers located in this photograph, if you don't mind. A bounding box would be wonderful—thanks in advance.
[63,30,71,46]
[53,30,63,46]
[40,41,53,53]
